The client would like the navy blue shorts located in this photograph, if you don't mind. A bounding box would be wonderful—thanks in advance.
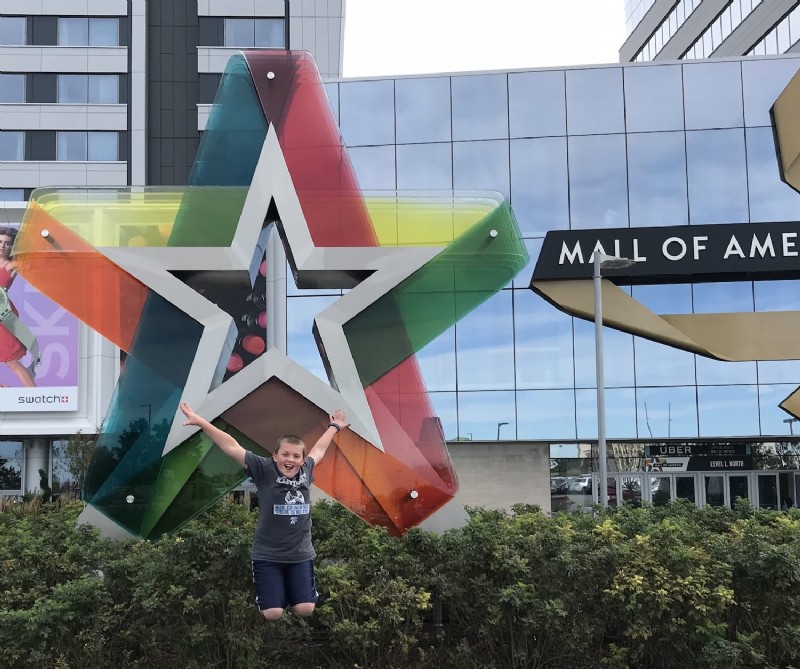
[251,559,318,611]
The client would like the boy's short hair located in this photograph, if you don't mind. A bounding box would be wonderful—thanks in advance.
[276,435,306,455]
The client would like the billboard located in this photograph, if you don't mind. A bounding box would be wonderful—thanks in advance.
[0,225,78,411]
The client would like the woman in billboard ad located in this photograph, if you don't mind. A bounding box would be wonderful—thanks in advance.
[0,225,36,387]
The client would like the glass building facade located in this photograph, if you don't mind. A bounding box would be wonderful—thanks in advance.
[280,55,800,447]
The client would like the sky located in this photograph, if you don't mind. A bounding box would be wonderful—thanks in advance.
[342,0,626,78]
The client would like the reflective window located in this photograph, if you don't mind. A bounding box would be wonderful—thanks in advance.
[224,18,252,46]
[514,289,574,389]
[0,440,22,491]
[517,389,577,440]
[676,475,696,502]
[457,390,516,441]
[757,474,778,510]
[705,475,724,506]
[508,70,566,138]
[339,80,394,147]
[324,82,338,123]
[429,391,458,441]
[0,189,24,201]
[254,19,284,47]
[58,17,119,46]
[573,317,635,388]
[683,61,743,130]
[286,295,338,382]
[224,18,284,48]
[512,237,540,289]
[686,129,748,225]
[631,285,696,386]
[624,64,683,132]
[757,359,800,384]
[746,126,800,222]
[565,68,624,135]
[697,385,760,436]
[452,140,509,197]
[455,290,514,390]
[0,131,24,161]
[417,328,456,392]
[51,439,77,497]
[58,132,87,161]
[510,137,569,236]
[0,74,24,103]
[89,18,118,46]
[627,131,688,228]
[758,384,799,436]
[88,132,118,160]
[634,337,696,386]
[696,357,757,385]
[575,388,636,439]
[396,143,452,190]
[58,75,119,104]
[754,280,800,311]
[57,132,118,161]
[636,386,698,438]
[451,74,508,141]
[650,476,671,506]
[348,145,396,190]
[395,77,451,144]
[693,281,753,313]
[634,283,693,313]
[88,75,118,103]
[743,58,800,127]
[0,16,25,45]
[568,134,628,229]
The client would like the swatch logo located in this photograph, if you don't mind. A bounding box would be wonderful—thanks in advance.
[18,394,70,404]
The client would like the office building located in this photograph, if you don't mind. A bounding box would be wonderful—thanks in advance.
[622,0,800,62]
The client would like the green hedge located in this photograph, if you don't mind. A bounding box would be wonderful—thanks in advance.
[2,498,800,668]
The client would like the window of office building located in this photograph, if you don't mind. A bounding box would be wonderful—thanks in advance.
[223,18,284,48]
[58,17,119,46]
[0,441,23,492]
[0,74,25,103]
[0,16,26,45]
[57,131,118,161]
[58,74,118,103]
[0,132,24,161]
[0,189,24,201]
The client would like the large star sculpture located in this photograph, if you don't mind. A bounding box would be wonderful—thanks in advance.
[14,51,528,539]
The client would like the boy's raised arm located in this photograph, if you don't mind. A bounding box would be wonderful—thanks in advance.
[307,409,350,465]
[179,401,247,468]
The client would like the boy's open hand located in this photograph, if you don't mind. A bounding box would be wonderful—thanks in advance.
[329,408,350,431]
[179,401,202,426]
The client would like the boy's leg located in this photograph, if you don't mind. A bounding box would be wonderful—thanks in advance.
[284,560,319,617]
[252,560,288,621]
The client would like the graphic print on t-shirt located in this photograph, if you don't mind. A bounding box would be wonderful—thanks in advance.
[274,488,310,522]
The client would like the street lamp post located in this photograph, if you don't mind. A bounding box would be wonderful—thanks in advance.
[784,417,798,435]
[594,252,637,508]
[496,421,509,441]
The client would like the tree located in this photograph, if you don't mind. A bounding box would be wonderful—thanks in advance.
[58,428,101,494]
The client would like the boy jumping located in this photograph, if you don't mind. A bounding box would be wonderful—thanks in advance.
[179,401,349,621]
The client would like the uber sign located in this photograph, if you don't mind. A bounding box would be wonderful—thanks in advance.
[531,221,800,285]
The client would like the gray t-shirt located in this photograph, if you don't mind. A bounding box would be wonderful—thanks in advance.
[245,450,316,563]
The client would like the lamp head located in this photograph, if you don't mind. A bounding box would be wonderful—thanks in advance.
[594,252,638,270]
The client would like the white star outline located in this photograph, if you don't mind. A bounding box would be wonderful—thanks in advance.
[102,127,447,456]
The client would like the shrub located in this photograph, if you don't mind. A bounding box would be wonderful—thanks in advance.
[3,498,800,668]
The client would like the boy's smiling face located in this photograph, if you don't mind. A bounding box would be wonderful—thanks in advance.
[273,440,305,477]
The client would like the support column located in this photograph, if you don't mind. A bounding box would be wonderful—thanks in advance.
[23,437,50,494]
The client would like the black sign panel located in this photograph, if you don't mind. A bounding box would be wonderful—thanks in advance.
[531,222,800,286]
[644,443,753,471]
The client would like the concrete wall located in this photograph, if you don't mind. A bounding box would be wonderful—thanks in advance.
[448,441,551,513]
